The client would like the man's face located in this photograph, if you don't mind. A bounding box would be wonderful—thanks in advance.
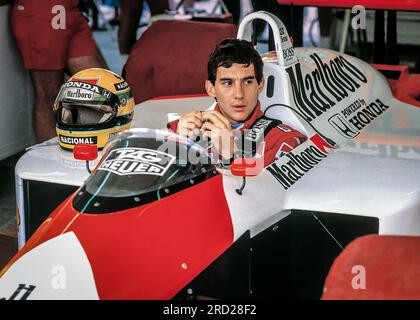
[205,63,264,124]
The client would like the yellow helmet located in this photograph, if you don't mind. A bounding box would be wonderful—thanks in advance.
[54,68,135,150]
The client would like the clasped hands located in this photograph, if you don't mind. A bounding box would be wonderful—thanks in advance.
[177,110,236,160]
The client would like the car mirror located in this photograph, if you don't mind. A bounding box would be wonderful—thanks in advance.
[230,157,263,177]
[73,144,98,174]
[73,144,98,161]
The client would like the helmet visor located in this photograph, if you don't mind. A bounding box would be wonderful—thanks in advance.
[57,102,115,126]
[55,82,119,126]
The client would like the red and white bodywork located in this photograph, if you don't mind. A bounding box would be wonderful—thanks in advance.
[1,12,420,299]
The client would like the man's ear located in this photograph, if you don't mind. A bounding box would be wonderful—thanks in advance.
[205,80,216,99]
[257,78,265,94]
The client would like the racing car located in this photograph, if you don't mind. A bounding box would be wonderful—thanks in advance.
[0,11,419,300]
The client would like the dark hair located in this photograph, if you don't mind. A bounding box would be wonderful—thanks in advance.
[207,38,263,85]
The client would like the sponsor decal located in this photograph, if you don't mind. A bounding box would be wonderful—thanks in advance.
[102,89,112,99]
[63,81,101,94]
[240,118,274,157]
[244,118,273,142]
[282,47,295,61]
[98,147,175,176]
[346,98,389,130]
[267,134,334,190]
[286,53,368,122]
[118,91,132,104]
[238,117,282,157]
[114,81,129,91]
[0,284,36,300]
[279,27,288,42]
[341,98,366,118]
[59,134,97,145]
[329,113,359,138]
[329,98,389,137]
[65,88,94,101]
[63,81,112,100]
[279,27,285,35]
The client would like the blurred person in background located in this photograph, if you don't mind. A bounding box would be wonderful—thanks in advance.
[224,0,240,24]
[118,0,168,59]
[11,0,106,142]
[252,0,303,48]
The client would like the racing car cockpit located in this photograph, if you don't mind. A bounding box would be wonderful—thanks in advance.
[72,129,217,213]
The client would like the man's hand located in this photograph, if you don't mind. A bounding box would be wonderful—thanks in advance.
[201,111,235,160]
[176,111,203,139]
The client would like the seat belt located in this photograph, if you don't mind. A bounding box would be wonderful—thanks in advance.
[236,116,283,158]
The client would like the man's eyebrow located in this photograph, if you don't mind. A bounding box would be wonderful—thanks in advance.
[219,77,233,81]
[219,76,256,81]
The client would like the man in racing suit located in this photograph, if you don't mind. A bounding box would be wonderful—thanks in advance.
[167,38,306,167]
